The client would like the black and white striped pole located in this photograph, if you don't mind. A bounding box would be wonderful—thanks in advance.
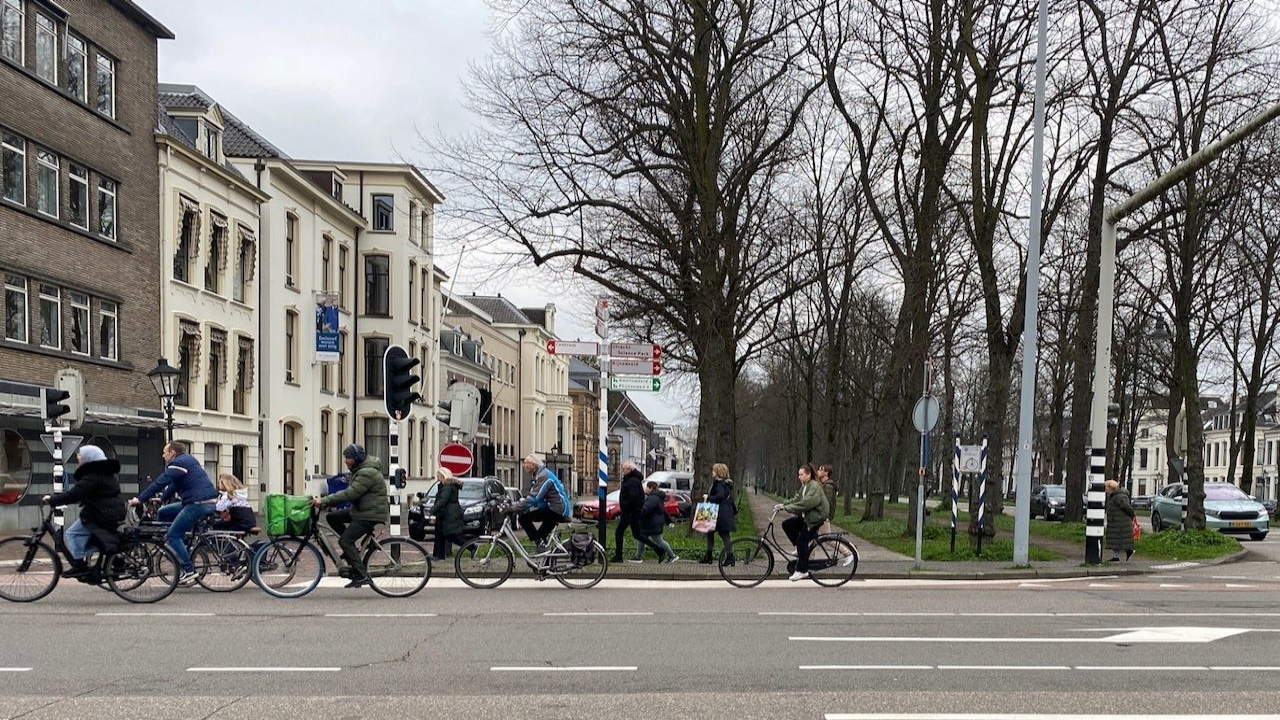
[383,345,422,537]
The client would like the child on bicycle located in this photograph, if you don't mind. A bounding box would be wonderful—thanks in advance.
[40,445,125,579]
[212,473,257,532]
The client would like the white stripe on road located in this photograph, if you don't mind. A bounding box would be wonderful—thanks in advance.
[544,612,653,616]
[490,666,636,672]
[792,627,1250,644]
[765,611,1280,618]
[826,715,1280,720]
[188,667,341,672]
[802,665,933,670]
[935,665,1071,670]
[96,612,215,617]
[324,613,437,617]
[811,665,1280,673]
[0,668,32,672]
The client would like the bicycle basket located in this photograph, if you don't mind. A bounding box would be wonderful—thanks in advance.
[569,533,595,567]
[265,494,312,537]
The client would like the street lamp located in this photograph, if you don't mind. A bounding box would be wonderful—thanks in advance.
[147,357,180,442]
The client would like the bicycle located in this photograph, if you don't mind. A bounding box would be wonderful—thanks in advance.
[717,508,858,588]
[130,503,255,593]
[0,505,180,603]
[249,506,431,599]
[454,500,608,589]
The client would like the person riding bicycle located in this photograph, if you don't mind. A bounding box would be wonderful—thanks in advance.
[775,463,830,582]
[129,441,218,586]
[512,454,570,553]
[41,445,125,579]
[311,443,387,588]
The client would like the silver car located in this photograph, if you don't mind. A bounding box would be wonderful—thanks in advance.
[1149,482,1269,541]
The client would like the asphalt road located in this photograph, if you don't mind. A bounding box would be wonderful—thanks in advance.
[5,551,1280,720]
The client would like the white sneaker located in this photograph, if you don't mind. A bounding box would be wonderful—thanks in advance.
[788,571,809,582]
[177,570,199,587]
[840,554,856,568]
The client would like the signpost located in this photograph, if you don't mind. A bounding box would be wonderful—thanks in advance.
[609,376,661,392]
[609,342,661,360]
[439,443,474,476]
[547,340,599,356]
[609,358,661,375]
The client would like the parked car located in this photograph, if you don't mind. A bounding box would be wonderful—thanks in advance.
[668,491,693,519]
[573,489,679,521]
[1263,498,1277,520]
[1149,482,1269,540]
[1029,485,1067,521]
[1130,495,1153,510]
[645,470,694,493]
[407,476,507,542]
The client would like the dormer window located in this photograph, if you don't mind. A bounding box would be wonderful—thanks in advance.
[203,121,221,161]
[332,175,343,201]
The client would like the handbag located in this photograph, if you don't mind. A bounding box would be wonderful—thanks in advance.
[1131,516,1141,541]
[691,502,719,533]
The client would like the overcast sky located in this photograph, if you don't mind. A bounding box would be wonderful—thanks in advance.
[150,0,692,425]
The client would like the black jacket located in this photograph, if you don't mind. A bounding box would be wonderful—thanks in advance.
[707,478,738,533]
[638,491,670,536]
[47,458,126,552]
[619,468,645,517]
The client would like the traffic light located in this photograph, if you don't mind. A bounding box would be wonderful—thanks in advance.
[42,387,72,423]
[449,383,481,439]
[393,467,407,489]
[382,345,421,421]
[55,368,85,429]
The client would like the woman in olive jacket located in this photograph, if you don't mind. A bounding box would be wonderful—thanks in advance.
[430,467,466,560]
[700,462,738,563]
[776,463,829,581]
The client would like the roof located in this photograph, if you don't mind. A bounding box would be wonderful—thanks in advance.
[464,296,535,325]
[158,83,290,159]
[155,102,250,182]
[109,0,175,39]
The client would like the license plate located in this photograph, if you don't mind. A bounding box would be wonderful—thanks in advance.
[1230,521,1252,528]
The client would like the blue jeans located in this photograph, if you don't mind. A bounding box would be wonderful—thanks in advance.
[64,519,91,560]
[161,503,216,572]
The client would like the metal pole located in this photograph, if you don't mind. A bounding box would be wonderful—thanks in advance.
[977,435,988,556]
[1012,0,1050,567]
[164,399,174,444]
[951,435,959,554]
[50,424,64,531]
[389,418,401,536]
[597,300,609,550]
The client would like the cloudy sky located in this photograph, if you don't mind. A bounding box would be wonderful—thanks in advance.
[150,0,692,425]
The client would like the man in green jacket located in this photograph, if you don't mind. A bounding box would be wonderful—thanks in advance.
[775,463,829,582]
[312,443,388,587]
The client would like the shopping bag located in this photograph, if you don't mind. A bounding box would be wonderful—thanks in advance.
[1131,517,1141,541]
[691,502,720,533]
[266,494,313,537]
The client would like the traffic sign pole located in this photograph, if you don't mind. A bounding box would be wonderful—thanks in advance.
[596,297,609,550]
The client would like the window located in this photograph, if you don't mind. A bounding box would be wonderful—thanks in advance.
[35,147,56,217]
[174,202,197,283]
[95,53,115,117]
[69,292,89,355]
[321,235,332,292]
[176,321,200,407]
[337,331,348,394]
[285,214,297,287]
[97,178,116,241]
[337,246,348,309]
[364,255,389,315]
[65,34,86,102]
[282,423,298,495]
[372,194,394,231]
[4,274,26,342]
[232,445,246,485]
[331,176,343,201]
[206,329,226,411]
[97,299,116,360]
[233,336,253,414]
[38,284,59,349]
[362,417,389,467]
[203,121,220,161]
[173,117,198,143]
[320,410,331,475]
[205,217,226,293]
[364,336,389,396]
[1,130,24,204]
[408,261,416,322]
[421,207,433,247]
[34,13,55,83]
[68,164,88,229]
[234,226,255,303]
[204,443,220,477]
[285,310,298,382]
[1,0,21,63]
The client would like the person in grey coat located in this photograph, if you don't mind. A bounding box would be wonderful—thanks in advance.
[1104,479,1136,561]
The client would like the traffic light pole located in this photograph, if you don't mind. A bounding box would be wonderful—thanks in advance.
[596,300,609,550]
[47,422,65,530]
[388,419,401,536]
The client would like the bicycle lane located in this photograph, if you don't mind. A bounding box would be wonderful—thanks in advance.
[744,487,911,563]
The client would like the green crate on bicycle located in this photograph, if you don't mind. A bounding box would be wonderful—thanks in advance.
[265,494,312,537]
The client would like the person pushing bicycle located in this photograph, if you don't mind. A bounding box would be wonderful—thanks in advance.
[311,443,388,588]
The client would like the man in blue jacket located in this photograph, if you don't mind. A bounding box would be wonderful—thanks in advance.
[128,441,218,585]
[512,454,570,551]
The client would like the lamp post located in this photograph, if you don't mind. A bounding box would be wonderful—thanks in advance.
[147,358,180,443]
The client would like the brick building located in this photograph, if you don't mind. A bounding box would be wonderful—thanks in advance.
[0,0,172,530]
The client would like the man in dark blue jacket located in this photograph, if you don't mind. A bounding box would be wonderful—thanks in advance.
[129,441,217,585]
[612,460,645,563]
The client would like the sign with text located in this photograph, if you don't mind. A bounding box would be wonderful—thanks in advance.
[609,342,661,360]
[547,340,599,356]
[610,358,661,376]
[609,376,661,392]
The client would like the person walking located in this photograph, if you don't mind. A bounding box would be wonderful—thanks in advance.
[699,463,737,564]
[612,460,646,563]
[1104,479,1137,562]
[430,467,465,561]
[635,481,678,563]
[312,443,388,587]
[776,463,829,581]
[41,445,125,579]
[129,441,218,586]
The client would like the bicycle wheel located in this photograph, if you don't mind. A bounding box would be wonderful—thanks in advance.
[363,537,431,598]
[808,536,858,587]
[719,538,773,588]
[454,537,514,589]
[252,538,323,598]
[0,538,60,602]
[107,539,179,603]
[552,540,607,589]
[193,535,253,592]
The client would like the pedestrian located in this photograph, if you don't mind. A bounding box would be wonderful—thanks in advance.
[312,443,388,587]
[699,462,737,564]
[128,441,218,586]
[212,473,257,532]
[635,480,678,563]
[41,445,125,579]
[775,463,829,581]
[430,467,465,561]
[1104,479,1136,562]
[611,460,646,563]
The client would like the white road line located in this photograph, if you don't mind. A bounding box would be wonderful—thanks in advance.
[490,666,636,672]
[826,714,1280,720]
[187,667,341,672]
[324,613,437,617]
[544,612,654,617]
[763,611,1280,618]
[935,665,1070,670]
[802,665,933,670]
[96,612,215,617]
[0,668,32,672]
[1160,584,1189,588]
[1075,666,1207,671]
[1209,666,1280,671]
[812,665,1277,673]
[792,627,1251,644]
[1225,584,1257,588]
[1212,576,1248,580]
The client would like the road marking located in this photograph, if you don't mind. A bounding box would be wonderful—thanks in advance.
[490,666,636,672]
[1159,584,1189,588]
[811,666,1280,674]
[826,714,1280,719]
[935,665,1070,670]
[1212,575,1248,580]
[188,667,341,672]
[0,668,32,672]
[791,627,1252,644]
[324,613,437,617]
[1152,562,1201,570]
[1225,584,1257,588]
[1209,666,1280,671]
[763,611,1280,618]
[802,665,933,670]
[96,612,215,617]
[544,612,654,617]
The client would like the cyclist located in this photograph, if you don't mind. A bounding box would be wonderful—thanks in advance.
[774,463,829,582]
[41,445,125,579]
[311,443,387,588]
[512,454,570,553]
[129,441,218,586]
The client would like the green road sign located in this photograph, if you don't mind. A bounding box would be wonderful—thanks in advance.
[609,375,661,392]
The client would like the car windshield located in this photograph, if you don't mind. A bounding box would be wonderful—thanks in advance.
[1044,487,1065,498]
[426,481,487,502]
[1205,484,1249,502]
[607,490,620,501]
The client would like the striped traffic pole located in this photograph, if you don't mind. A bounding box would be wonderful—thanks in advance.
[388,419,401,536]
[976,435,988,555]
[1085,447,1106,563]
[50,424,65,530]
[951,435,960,554]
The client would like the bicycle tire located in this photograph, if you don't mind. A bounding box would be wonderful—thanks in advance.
[552,540,607,589]
[363,537,431,598]
[107,539,179,603]
[252,538,323,598]
[454,537,514,589]
[719,538,773,588]
[0,538,60,602]
[193,535,253,592]
[808,536,858,587]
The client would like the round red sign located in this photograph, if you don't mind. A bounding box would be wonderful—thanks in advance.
[438,443,474,476]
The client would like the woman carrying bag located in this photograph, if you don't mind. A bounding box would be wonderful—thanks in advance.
[699,462,737,564]
[430,468,465,561]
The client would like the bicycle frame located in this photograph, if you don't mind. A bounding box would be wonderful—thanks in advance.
[481,511,571,573]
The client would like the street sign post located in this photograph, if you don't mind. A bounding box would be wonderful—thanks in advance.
[610,358,661,375]
[547,340,599,356]
[439,443,474,476]
[609,342,661,360]
[609,376,661,392]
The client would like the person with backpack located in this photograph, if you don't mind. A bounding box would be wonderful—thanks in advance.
[512,454,570,552]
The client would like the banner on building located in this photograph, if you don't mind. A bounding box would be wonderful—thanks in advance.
[315,292,340,363]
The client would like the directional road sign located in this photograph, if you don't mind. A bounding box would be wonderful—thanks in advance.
[609,376,661,392]
[610,358,661,376]
[547,340,599,356]
[439,443,474,476]
[609,342,661,360]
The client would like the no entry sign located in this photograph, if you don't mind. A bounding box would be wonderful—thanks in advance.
[439,443,474,476]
